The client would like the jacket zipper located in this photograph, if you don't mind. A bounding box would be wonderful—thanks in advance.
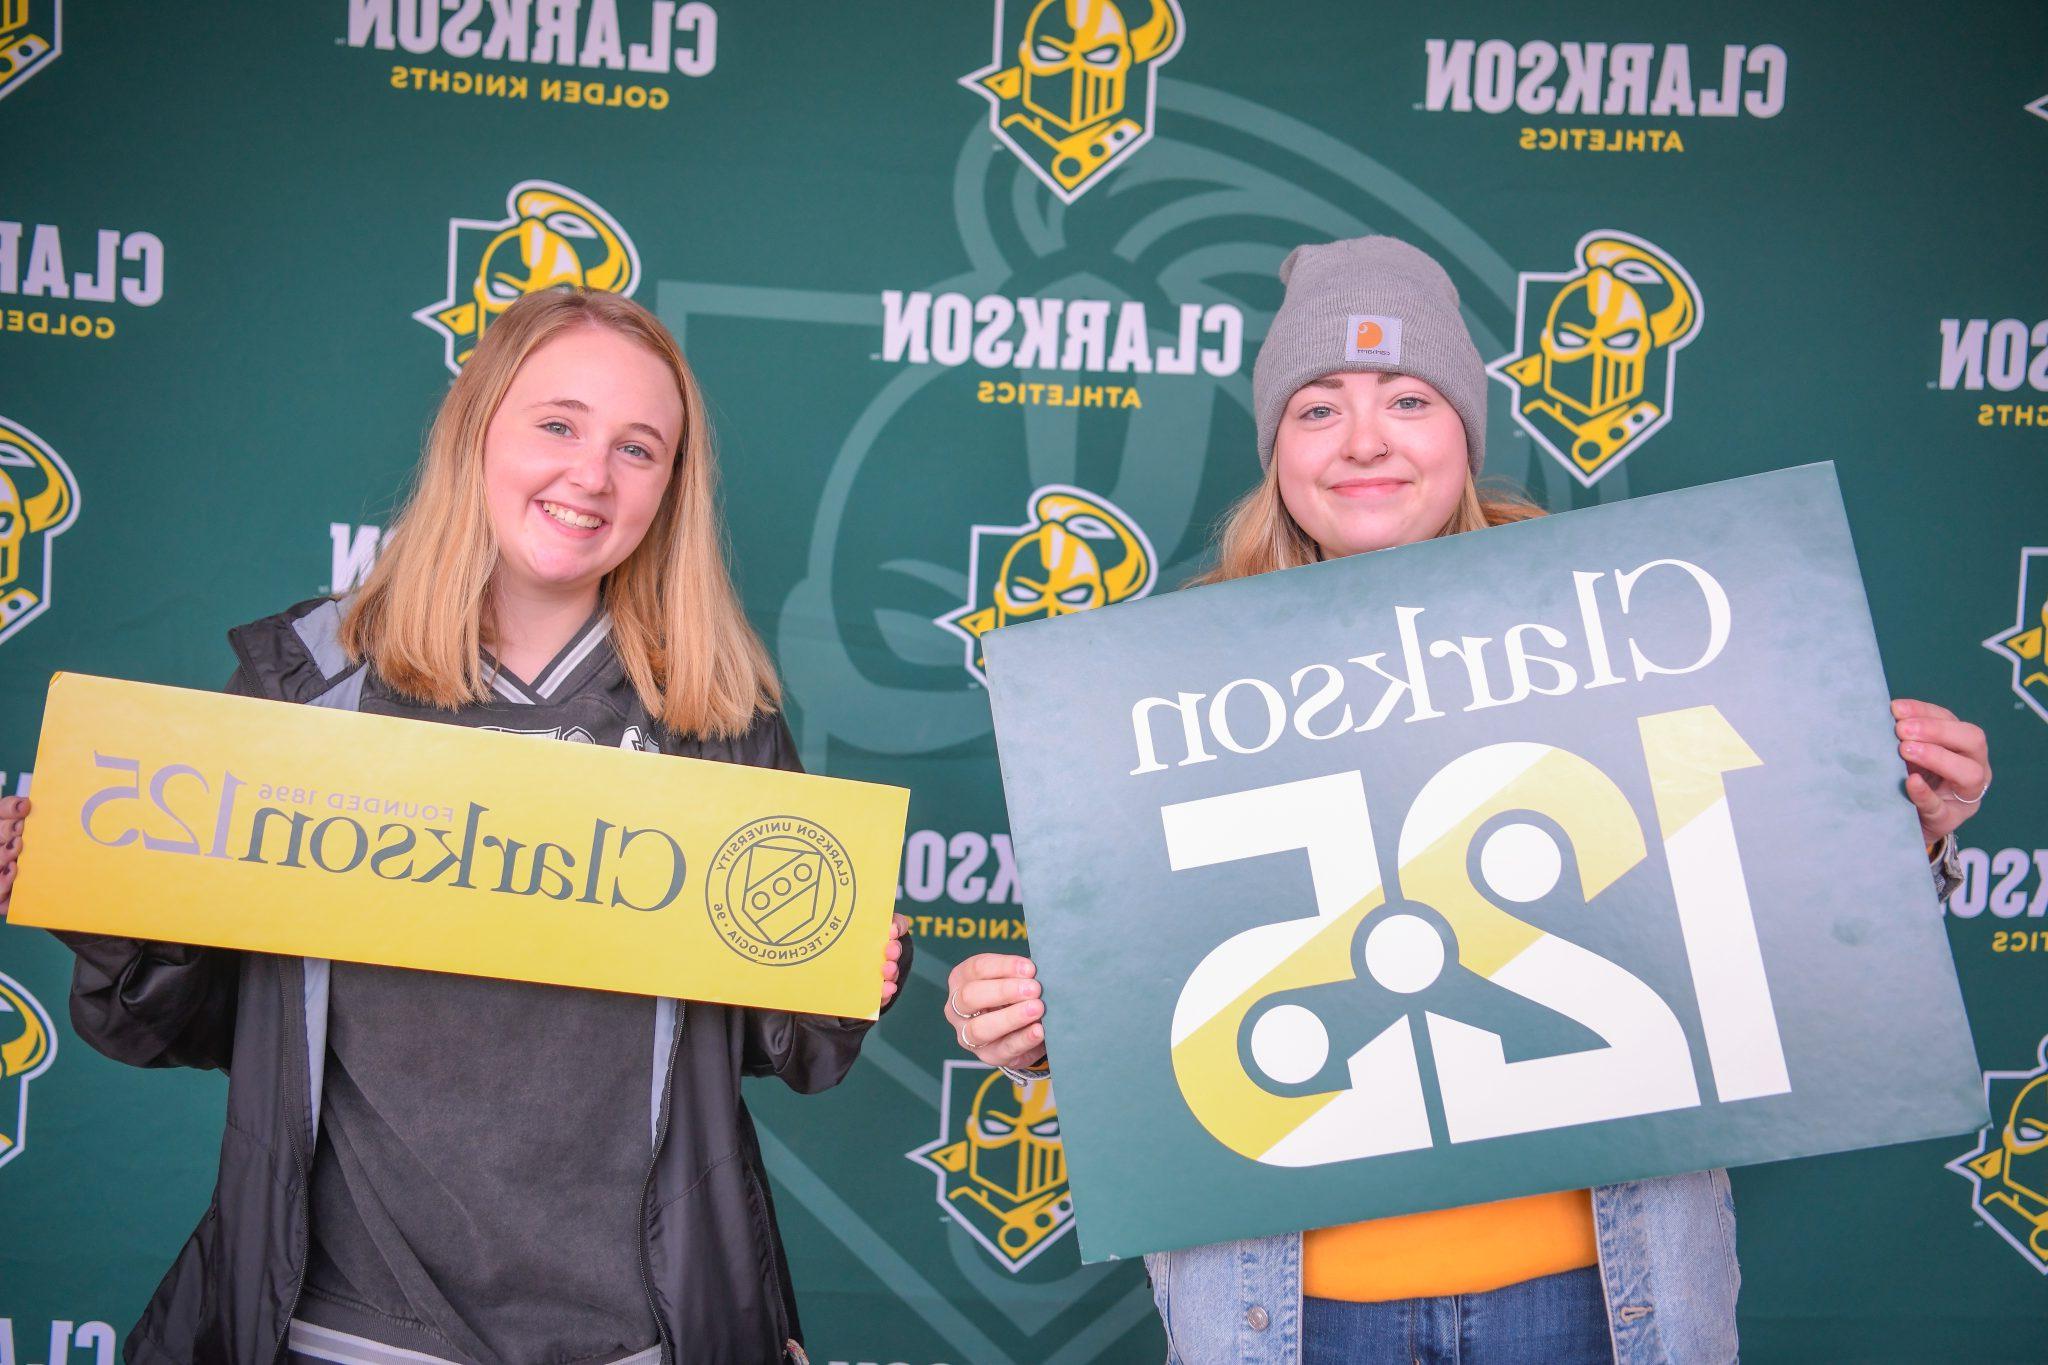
[639,1001,686,1365]
[272,961,314,1364]
[740,1145,797,1352]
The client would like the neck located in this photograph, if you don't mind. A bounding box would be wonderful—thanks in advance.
[487,577,601,682]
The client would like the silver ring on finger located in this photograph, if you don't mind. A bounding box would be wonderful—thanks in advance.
[948,989,984,1020]
[1944,776,1990,805]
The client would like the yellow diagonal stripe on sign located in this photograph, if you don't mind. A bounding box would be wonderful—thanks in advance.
[1638,706,1764,841]
[1170,887,1384,1160]
[1400,748,1648,979]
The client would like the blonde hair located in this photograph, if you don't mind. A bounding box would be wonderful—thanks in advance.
[1188,461,1544,587]
[340,287,781,738]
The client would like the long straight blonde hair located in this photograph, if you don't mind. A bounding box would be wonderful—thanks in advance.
[339,287,781,738]
[1188,459,1544,587]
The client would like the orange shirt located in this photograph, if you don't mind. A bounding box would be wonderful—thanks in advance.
[1302,1189,1598,1303]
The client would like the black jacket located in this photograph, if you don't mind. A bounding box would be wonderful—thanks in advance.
[62,598,902,1364]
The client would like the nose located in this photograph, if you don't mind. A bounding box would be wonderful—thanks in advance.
[1341,408,1389,464]
[562,440,613,494]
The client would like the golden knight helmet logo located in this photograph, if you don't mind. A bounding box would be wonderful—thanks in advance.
[1984,547,2048,724]
[937,484,1157,685]
[0,970,56,1171]
[415,181,642,373]
[0,0,58,102]
[963,0,1184,203]
[1951,1035,2048,1271]
[908,1061,1076,1271]
[0,415,80,648]
[1488,231,1704,487]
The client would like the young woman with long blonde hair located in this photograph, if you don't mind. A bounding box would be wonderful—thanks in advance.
[0,286,907,1365]
[940,237,1989,1364]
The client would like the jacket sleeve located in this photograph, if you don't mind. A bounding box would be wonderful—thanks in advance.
[61,933,238,1072]
[739,709,912,1093]
[51,666,258,1073]
[1930,832,1962,903]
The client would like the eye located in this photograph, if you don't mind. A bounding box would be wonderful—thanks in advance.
[1390,394,1427,411]
[1296,403,1336,421]
[1033,40,1065,61]
[1004,582,1044,607]
[620,443,657,462]
[1029,1117,1062,1139]
[1605,329,1642,349]
[977,1115,1018,1140]
[1551,329,1588,351]
[1082,44,1121,67]
[0,511,13,534]
[540,419,573,437]
[1057,584,1094,605]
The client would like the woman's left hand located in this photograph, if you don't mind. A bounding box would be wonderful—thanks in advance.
[881,913,911,1005]
[1894,698,1991,844]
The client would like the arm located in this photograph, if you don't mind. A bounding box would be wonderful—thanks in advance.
[61,932,239,1072]
[740,710,914,1092]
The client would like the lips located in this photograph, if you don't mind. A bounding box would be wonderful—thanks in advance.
[1327,478,1408,498]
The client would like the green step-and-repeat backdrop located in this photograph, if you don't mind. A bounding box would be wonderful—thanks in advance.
[3,3,2044,1360]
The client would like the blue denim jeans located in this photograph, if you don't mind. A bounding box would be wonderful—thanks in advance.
[1302,1266,1610,1364]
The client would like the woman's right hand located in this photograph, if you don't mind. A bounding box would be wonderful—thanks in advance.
[0,796,28,919]
[944,952,1047,1070]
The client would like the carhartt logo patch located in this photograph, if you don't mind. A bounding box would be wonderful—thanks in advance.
[1346,314,1403,363]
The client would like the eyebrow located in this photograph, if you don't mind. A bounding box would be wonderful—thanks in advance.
[529,398,672,447]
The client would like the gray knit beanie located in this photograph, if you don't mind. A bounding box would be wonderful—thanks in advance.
[1253,236,1486,474]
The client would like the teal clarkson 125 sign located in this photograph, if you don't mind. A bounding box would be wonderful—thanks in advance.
[982,462,1986,1263]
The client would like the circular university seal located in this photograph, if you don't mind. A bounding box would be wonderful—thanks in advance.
[706,815,857,966]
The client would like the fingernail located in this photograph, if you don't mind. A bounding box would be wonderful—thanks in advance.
[1030,1025,1043,1041]
[1903,742,1921,756]
[1022,981,1040,998]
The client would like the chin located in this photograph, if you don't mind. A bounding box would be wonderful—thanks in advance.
[1323,518,1409,557]
[516,553,607,589]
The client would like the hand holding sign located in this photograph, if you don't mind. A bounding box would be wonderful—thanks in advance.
[945,953,1046,1069]
[0,795,25,917]
[1894,699,1992,843]
[881,912,912,1005]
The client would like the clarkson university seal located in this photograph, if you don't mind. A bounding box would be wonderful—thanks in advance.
[706,816,856,965]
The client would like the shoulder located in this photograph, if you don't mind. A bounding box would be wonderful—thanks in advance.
[226,596,363,704]
[671,707,801,774]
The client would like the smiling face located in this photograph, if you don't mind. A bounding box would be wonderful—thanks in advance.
[1272,370,1470,559]
[480,324,684,612]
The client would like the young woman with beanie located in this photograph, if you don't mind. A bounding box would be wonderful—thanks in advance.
[941,236,1990,1363]
[0,286,909,1365]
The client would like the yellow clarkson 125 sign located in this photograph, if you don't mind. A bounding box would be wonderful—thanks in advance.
[11,675,908,1019]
